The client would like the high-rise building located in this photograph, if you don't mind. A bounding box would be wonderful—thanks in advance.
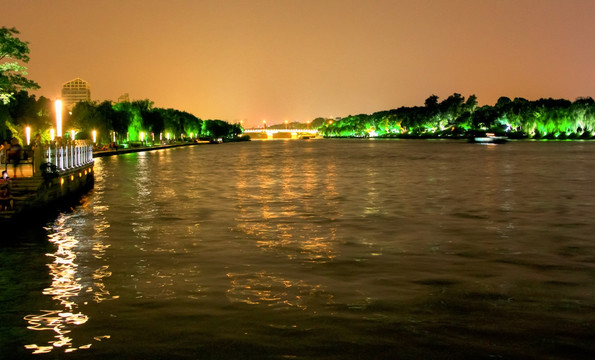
[61,78,91,109]
[117,93,130,103]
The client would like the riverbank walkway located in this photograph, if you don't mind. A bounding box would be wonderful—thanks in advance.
[1,141,206,177]
[1,141,206,219]
[93,141,207,158]
[1,142,94,220]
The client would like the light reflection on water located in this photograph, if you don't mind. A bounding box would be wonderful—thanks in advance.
[23,216,89,354]
[23,157,117,355]
[7,140,595,358]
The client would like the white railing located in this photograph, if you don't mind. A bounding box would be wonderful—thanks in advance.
[45,144,93,173]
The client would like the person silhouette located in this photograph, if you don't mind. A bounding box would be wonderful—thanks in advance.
[8,138,23,178]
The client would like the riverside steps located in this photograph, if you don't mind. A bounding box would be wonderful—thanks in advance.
[0,141,94,221]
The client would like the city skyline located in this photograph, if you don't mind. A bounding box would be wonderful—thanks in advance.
[3,0,594,127]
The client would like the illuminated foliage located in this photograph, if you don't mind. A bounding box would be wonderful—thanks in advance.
[0,90,51,142]
[0,91,237,144]
[0,27,39,105]
[320,94,595,139]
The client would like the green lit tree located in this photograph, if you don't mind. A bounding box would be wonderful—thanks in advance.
[0,27,39,105]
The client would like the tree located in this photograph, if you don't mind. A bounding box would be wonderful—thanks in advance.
[0,27,39,104]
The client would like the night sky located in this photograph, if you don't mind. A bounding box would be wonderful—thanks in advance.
[3,0,594,126]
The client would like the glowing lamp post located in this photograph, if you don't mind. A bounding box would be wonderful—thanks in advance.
[71,130,76,141]
[50,129,55,141]
[92,130,97,144]
[285,120,288,129]
[55,100,63,137]
[263,120,266,129]
[25,126,31,145]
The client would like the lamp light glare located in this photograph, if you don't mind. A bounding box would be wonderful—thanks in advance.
[92,130,97,143]
[50,129,55,141]
[55,100,63,137]
[25,126,31,145]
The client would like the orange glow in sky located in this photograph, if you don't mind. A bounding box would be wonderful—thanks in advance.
[4,0,594,127]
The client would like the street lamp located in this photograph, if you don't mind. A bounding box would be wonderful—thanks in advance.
[55,100,63,137]
[263,120,267,129]
[92,130,97,144]
[285,120,288,129]
[25,126,31,145]
[71,130,76,141]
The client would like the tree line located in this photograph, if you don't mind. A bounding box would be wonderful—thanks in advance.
[1,26,243,145]
[319,94,595,139]
[0,91,244,145]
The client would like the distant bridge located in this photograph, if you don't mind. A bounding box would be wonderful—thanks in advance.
[243,128,318,135]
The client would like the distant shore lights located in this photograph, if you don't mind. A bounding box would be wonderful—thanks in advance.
[55,100,63,137]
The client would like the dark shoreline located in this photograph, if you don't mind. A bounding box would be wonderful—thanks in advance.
[93,141,207,158]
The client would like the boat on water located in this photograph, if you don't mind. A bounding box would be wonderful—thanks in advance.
[471,132,508,144]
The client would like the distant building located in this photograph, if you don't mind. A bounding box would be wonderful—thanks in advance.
[61,78,91,109]
[117,93,130,103]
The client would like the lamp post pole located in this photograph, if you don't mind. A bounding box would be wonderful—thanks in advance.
[55,100,63,138]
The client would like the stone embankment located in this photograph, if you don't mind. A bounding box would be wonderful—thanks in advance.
[0,143,95,222]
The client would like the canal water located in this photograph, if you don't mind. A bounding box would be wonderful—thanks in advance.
[1,139,594,359]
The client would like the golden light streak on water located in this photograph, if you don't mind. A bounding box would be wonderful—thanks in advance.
[226,271,334,310]
[23,210,117,354]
